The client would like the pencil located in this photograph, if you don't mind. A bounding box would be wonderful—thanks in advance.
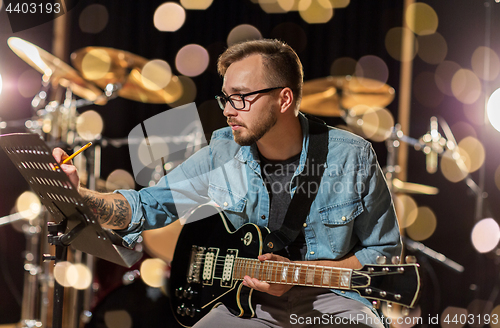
[61,142,93,164]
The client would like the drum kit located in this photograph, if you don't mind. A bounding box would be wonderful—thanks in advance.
[0,36,461,328]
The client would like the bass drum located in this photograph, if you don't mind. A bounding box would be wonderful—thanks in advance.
[84,277,182,328]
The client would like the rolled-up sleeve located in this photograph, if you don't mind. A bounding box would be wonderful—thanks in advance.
[114,146,212,246]
[353,143,402,265]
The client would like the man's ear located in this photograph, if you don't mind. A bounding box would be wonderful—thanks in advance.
[279,87,294,114]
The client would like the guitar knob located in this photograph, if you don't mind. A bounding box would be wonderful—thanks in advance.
[391,256,400,264]
[175,287,183,299]
[187,306,199,318]
[402,307,410,316]
[405,255,417,264]
[177,304,186,316]
[376,256,387,264]
[372,300,381,309]
[183,287,196,300]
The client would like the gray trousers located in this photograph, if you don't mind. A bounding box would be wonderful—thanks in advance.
[192,287,384,328]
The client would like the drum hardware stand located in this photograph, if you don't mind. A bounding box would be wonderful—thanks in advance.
[43,219,86,328]
[383,120,465,272]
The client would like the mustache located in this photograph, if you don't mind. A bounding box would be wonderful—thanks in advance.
[227,119,246,127]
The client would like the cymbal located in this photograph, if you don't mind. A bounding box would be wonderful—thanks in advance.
[7,37,106,105]
[300,75,395,116]
[71,47,181,104]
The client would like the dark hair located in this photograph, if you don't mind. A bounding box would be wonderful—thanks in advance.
[217,39,303,109]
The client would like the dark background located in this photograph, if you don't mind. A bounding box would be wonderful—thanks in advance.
[1,0,500,326]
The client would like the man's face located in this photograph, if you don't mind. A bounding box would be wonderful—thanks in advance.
[222,54,279,146]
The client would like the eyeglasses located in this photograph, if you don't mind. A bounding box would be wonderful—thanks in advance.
[215,87,285,110]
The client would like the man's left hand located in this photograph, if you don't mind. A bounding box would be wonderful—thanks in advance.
[242,253,292,297]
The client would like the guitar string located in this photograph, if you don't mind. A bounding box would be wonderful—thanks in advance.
[194,254,405,277]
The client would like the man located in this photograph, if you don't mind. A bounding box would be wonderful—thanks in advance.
[53,39,401,327]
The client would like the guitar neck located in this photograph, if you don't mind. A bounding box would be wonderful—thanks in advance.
[233,258,353,289]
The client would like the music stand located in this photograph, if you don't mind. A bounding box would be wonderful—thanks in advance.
[0,133,143,328]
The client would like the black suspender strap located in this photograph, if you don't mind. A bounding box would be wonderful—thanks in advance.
[263,116,329,253]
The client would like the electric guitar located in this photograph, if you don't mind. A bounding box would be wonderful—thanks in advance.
[169,205,421,327]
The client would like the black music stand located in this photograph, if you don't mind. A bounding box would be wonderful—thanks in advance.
[0,133,143,328]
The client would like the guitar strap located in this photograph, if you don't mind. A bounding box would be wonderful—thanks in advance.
[263,115,329,253]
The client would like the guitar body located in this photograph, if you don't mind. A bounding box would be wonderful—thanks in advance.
[169,205,269,327]
[169,205,421,328]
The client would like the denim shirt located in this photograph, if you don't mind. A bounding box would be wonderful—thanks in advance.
[117,113,402,313]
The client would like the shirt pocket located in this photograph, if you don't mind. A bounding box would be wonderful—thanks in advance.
[208,183,247,228]
[318,198,364,254]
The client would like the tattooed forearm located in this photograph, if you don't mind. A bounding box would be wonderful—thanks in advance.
[80,188,132,230]
[109,199,130,228]
[83,194,114,225]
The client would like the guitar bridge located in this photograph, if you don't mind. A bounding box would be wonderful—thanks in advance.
[187,246,205,284]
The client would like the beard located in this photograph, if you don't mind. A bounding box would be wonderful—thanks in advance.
[230,107,277,146]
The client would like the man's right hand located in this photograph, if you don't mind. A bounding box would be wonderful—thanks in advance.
[52,147,80,191]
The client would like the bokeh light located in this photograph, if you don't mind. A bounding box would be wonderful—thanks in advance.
[413,72,444,108]
[54,261,77,287]
[360,108,394,142]
[168,76,197,107]
[140,258,168,288]
[487,88,500,133]
[79,4,109,34]
[355,55,389,87]
[405,3,438,36]
[259,0,292,13]
[463,97,486,126]
[163,75,184,104]
[457,136,485,173]
[329,0,350,8]
[180,0,213,10]
[471,218,500,253]
[298,0,334,24]
[435,61,461,97]
[15,191,41,220]
[495,165,500,191]
[468,299,494,328]
[385,27,418,62]
[440,306,467,328]
[72,263,93,290]
[271,22,308,53]
[141,59,172,91]
[175,44,209,77]
[417,32,447,64]
[137,136,169,168]
[330,57,357,76]
[106,169,135,191]
[154,2,186,32]
[143,220,183,262]
[471,46,500,81]
[227,24,262,46]
[450,121,477,141]
[406,206,437,241]
[440,147,470,182]
[491,305,500,328]
[104,310,132,328]
[81,48,111,81]
[451,69,482,104]
[393,194,418,229]
[383,304,421,328]
[17,69,41,98]
[76,110,104,141]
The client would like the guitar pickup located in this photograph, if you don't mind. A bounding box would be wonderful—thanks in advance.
[202,248,219,286]
[221,249,238,288]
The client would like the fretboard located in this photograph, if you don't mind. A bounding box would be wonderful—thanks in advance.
[232,258,353,289]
